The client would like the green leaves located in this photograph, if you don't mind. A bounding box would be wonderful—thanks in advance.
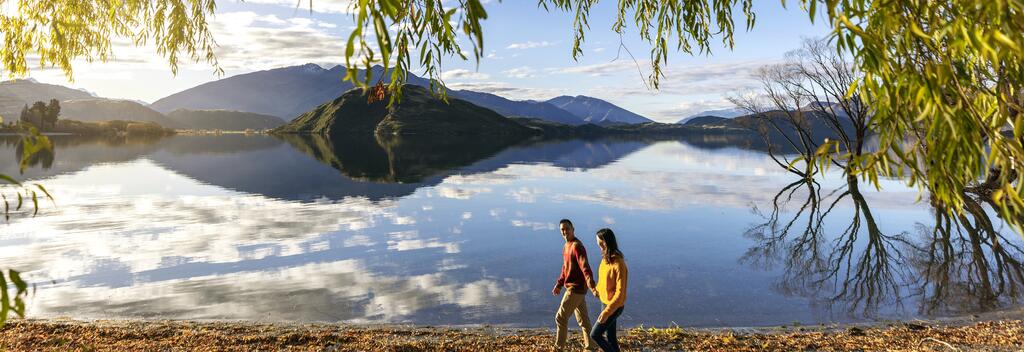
[0,124,55,221]
[0,269,30,327]
[341,0,753,100]
[813,0,1024,234]
[343,0,490,104]
[0,0,221,80]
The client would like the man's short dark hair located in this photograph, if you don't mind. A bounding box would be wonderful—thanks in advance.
[559,219,573,228]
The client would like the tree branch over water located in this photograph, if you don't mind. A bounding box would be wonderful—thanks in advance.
[745,174,1024,318]
[1,0,1021,232]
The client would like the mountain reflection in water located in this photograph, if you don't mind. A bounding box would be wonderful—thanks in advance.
[1,133,1020,327]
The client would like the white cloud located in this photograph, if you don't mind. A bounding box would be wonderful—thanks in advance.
[288,17,315,27]
[441,68,490,80]
[207,11,348,71]
[243,0,355,14]
[489,208,506,219]
[445,81,566,101]
[387,239,461,253]
[542,59,775,103]
[656,98,736,122]
[506,187,545,203]
[551,60,643,77]
[539,142,921,211]
[510,220,557,231]
[344,235,377,247]
[435,186,492,200]
[28,259,524,322]
[25,9,351,82]
[391,215,417,225]
[645,60,776,97]
[0,159,408,283]
[261,15,288,25]
[502,66,536,79]
[442,173,517,186]
[505,41,556,50]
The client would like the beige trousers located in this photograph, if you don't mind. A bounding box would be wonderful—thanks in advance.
[554,290,595,350]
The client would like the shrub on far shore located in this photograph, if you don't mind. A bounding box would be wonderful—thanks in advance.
[0,119,175,137]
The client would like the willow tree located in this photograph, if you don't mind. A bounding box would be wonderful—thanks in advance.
[8,1,1012,224]
[0,0,220,78]
[344,0,1024,235]
[823,1,1024,234]
[1,0,1023,311]
[341,0,755,102]
[0,0,221,326]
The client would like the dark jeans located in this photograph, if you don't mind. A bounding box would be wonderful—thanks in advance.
[589,306,623,352]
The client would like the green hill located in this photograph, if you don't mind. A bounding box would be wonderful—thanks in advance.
[0,79,94,119]
[274,84,538,140]
[64,101,287,130]
[61,99,178,127]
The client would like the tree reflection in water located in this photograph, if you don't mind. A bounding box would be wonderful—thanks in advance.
[14,139,54,170]
[913,195,1024,315]
[744,175,1024,319]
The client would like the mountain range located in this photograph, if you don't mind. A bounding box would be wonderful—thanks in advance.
[675,103,853,125]
[275,84,536,138]
[151,64,356,120]
[151,64,652,125]
[0,80,285,130]
[61,99,179,127]
[4,64,658,129]
[682,109,857,146]
[0,79,95,120]
[675,107,747,124]
[446,89,584,125]
[547,95,653,124]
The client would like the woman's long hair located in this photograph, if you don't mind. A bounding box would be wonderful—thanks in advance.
[596,228,623,263]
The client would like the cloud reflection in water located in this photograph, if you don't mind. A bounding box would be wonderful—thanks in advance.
[5,160,517,323]
[5,135,1019,327]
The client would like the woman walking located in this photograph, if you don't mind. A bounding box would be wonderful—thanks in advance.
[589,228,628,352]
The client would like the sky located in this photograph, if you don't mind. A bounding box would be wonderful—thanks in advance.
[21,0,833,123]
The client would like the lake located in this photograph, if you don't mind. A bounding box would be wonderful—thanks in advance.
[1,134,1021,327]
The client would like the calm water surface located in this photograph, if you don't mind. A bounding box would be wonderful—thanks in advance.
[1,134,1021,327]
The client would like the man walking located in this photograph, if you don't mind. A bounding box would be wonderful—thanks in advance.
[553,219,597,350]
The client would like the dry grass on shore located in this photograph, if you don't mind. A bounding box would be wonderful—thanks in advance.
[0,319,1022,351]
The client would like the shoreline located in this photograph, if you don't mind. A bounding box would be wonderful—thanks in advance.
[3,309,1023,351]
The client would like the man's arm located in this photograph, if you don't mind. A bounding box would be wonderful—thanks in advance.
[554,244,567,294]
[555,271,566,289]
[574,242,596,288]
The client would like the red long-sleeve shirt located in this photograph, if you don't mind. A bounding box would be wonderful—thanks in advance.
[555,239,595,293]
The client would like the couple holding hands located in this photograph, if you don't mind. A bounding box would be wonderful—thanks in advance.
[552,219,628,352]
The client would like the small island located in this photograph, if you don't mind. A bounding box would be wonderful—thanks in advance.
[274,84,537,139]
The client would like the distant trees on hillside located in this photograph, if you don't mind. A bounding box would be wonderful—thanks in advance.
[19,99,61,129]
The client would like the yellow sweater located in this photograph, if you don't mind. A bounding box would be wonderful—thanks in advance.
[596,256,628,321]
